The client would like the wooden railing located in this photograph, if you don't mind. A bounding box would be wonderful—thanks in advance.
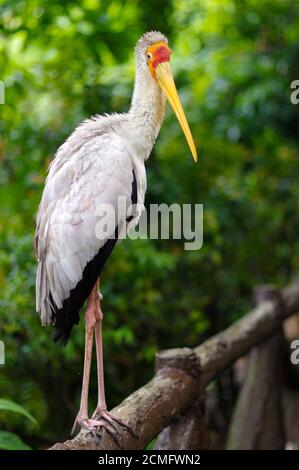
[51,280,299,450]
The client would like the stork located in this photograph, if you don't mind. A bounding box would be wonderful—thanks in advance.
[35,31,197,441]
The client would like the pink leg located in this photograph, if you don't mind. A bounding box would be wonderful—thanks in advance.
[71,288,95,432]
[71,281,117,440]
[72,279,135,444]
[94,294,106,410]
[92,280,135,435]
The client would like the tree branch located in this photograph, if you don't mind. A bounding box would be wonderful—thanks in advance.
[50,280,299,450]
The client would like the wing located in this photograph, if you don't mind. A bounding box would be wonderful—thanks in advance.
[35,120,136,343]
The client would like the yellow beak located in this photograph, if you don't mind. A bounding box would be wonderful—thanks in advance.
[155,61,198,162]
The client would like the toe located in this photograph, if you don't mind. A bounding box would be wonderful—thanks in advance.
[102,411,138,438]
[87,419,122,447]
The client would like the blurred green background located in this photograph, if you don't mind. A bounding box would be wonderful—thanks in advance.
[0,0,299,449]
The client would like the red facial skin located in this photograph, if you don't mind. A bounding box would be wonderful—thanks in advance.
[152,46,171,69]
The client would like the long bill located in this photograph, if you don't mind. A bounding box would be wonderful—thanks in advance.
[155,61,198,162]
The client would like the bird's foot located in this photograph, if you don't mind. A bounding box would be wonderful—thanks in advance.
[71,414,123,447]
[92,407,138,439]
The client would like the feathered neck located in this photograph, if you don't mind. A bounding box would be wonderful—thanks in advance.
[128,66,166,156]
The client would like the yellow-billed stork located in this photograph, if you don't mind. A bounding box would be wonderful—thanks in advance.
[35,31,197,442]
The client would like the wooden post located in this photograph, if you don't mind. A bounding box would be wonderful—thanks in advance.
[226,286,285,450]
[155,349,210,450]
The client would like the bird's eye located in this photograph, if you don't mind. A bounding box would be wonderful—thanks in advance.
[147,52,153,61]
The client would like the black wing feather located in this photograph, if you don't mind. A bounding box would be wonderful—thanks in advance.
[52,171,137,344]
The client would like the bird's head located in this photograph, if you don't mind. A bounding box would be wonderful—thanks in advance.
[136,31,197,162]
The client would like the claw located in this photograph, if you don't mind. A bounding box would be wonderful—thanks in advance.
[89,429,101,444]
[71,417,123,447]
[102,410,138,438]
[71,416,82,436]
[87,419,122,447]
[91,407,138,439]
[100,412,120,433]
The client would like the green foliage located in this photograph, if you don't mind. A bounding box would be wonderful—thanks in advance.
[0,399,38,426]
[0,399,37,449]
[0,0,298,448]
[0,431,31,450]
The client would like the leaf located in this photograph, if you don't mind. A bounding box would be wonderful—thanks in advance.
[0,399,38,426]
[0,431,31,450]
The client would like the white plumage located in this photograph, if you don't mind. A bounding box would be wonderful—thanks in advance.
[35,32,168,330]
[36,128,135,324]
[35,31,197,438]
